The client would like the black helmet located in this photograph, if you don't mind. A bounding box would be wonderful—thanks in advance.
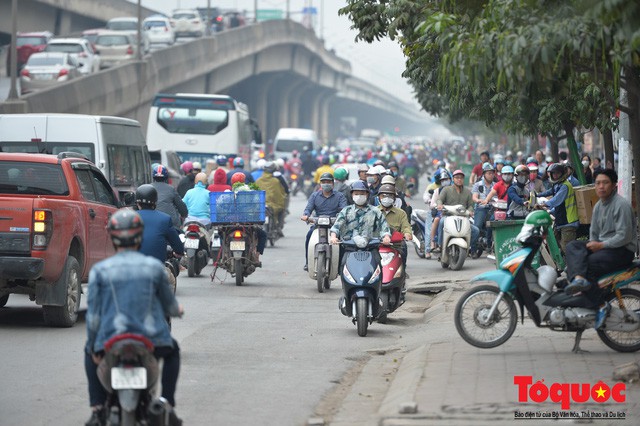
[547,163,566,183]
[319,172,334,182]
[322,156,330,165]
[387,160,398,169]
[136,184,157,206]
[107,209,144,248]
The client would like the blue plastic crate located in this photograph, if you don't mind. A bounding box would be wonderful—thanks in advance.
[210,190,266,224]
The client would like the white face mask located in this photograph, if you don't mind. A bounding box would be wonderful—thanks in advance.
[516,175,527,185]
[582,160,590,168]
[353,194,368,206]
[440,179,451,187]
[380,197,394,208]
[502,174,513,183]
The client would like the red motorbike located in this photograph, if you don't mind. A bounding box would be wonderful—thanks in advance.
[378,231,407,322]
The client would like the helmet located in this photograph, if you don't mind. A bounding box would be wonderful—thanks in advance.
[526,157,538,165]
[373,160,385,167]
[333,167,348,181]
[135,184,157,206]
[366,167,381,176]
[493,154,504,165]
[231,172,246,185]
[256,158,266,170]
[381,175,396,185]
[435,169,450,183]
[181,161,193,174]
[192,161,202,171]
[216,155,227,166]
[152,164,169,180]
[482,162,495,173]
[350,180,369,193]
[357,164,369,173]
[565,161,575,170]
[452,169,465,178]
[291,149,299,157]
[524,210,553,227]
[233,157,245,168]
[263,161,276,173]
[319,172,334,182]
[501,165,514,174]
[387,160,398,169]
[107,209,144,248]
[276,158,285,168]
[547,163,566,183]
[322,156,330,165]
[514,165,530,175]
[527,162,539,172]
[378,183,396,195]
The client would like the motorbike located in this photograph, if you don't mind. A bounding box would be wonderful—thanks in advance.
[338,236,383,337]
[302,175,315,199]
[263,206,281,247]
[454,217,640,353]
[439,205,472,270]
[213,224,261,286]
[306,216,339,293]
[378,232,406,323]
[410,209,429,259]
[97,334,176,425]
[288,172,300,196]
[182,220,211,277]
[164,246,181,330]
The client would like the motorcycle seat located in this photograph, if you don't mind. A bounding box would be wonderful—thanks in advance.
[414,209,428,222]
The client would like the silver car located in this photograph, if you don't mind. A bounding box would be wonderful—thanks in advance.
[19,52,80,95]
[94,32,137,69]
[44,38,101,75]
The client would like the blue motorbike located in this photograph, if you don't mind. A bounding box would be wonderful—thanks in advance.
[454,211,640,353]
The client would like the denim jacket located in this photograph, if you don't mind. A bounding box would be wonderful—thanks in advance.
[85,251,180,353]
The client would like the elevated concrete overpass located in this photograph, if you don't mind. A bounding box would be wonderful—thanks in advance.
[0,0,431,141]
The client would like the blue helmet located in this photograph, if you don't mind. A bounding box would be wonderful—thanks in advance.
[501,165,515,174]
[233,157,244,168]
[350,180,369,193]
[216,155,227,166]
[152,164,169,180]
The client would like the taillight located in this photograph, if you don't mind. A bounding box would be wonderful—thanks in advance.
[126,45,134,55]
[32,209,53,249]
[20,69,30,77]
[233,230,243,239]
[216,16,223,22]
[187,224,200,233]
[58,68,69,77]
[291,174,297,180]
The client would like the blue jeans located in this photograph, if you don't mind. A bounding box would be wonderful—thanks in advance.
[422,212,433,253]
[473,207,493,248]
[437,217,479,252]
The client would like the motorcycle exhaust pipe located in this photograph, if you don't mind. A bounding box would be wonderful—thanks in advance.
[148,397,170,426]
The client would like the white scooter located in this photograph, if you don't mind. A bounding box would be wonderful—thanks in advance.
[306,216,340,293]
[439,205,472,271]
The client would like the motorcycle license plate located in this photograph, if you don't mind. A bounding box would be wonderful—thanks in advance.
[230,240,245,251]
[111,367,147,390]
[184,238,199,249]
[212,237,221,248]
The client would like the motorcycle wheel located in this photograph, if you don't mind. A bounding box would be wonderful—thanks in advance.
[378,292,389,324]
[316,252,326,293]
[356,298,369,337]
[448,245,467,270]
[235,259,243,286]
[597,288,640,352]
[324,275,331,290]
[187,256,196,278]
[412,225,426,258]
[454,284,517,348]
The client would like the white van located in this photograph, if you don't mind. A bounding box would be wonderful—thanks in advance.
[0,114,152,195]
[273,128,318,160]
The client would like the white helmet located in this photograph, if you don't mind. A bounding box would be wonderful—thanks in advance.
[256,159,266,169]
[275,158,285,168]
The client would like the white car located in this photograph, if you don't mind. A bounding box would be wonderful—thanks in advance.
[105,16,150,53]
[44,38,101,75]
[143,16,176,46]
[170,9,205,38]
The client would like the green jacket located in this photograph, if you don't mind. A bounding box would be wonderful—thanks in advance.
[378,205,411,235]
[256,173,286,211]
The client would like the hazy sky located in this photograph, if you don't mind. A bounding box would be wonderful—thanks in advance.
[132,0,416,104]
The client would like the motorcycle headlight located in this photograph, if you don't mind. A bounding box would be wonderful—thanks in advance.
[317,217,330,226]
[368,266,381,283]
[380,252,395,266]
[342,264,356,284]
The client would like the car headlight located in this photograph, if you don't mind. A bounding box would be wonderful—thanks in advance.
[342,264,356,284]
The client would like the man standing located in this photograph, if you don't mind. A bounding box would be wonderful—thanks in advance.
[563,169,636,328]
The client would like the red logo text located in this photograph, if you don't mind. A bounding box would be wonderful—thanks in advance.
[514,376,626,409]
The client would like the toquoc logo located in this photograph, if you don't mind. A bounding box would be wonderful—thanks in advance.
[514,376,626,410]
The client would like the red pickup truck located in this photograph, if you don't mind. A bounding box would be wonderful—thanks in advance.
[0,152,123,326]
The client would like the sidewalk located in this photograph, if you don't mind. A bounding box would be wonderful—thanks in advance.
[327,274,640,426]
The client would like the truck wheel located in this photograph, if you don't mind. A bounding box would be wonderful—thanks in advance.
[0,294,8,307]
[43,256,81,327]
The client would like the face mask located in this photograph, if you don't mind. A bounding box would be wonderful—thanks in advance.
[366,176,377,184]
[380,197,394,208]
[390,170,397,177]
[502,175,513,183]
[353,194,368,206]
[321,183,333,192]
[517,175,527,185]
[582,160,590,168]
[529,173,537,181]
[440,179,450,187]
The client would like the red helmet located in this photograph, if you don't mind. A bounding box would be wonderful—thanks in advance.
[231,172,246,185]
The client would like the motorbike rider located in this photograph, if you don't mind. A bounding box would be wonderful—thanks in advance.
[526,161,545,193]
[537,162,579,253]
[215,155,229,174]
[424,169,450,258]
[230,173,267,264]
[436,169,480,255]
[333,167,352,204]
[183,172,211,226]
[151,164,188,230]
[506,165,531,219]
[357,163,369,186]
[366,166,383,205]
[301,147,319,180]
[251,158,266,181]
[136,184,184,265]
[226,157,254,185]
[177,161,201,198]
[313,156,334,184]
[84,209,183,426]
[483,165,513,203]
[471,162,496,256]
[330,180,391,251]
[300,172,347,271]
[207,168,232,192]
[563,169,636,328]
[256,161,287,237]
[377,183,412,267]
[387,161,407,195]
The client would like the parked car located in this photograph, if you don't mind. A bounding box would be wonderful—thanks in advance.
[0,152,123,327]
[143,16,176,46]
[44,38,101,75]
[19,52,80,95]
[105,16,150,53]
[6,31,53,77]
[93,32,136,69]
[170,9,205,38]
